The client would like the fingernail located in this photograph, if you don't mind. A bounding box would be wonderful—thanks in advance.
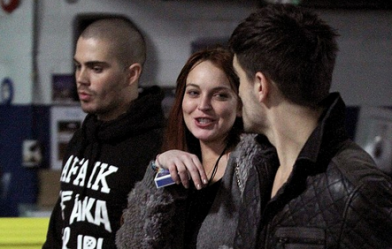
[196,184,201,190]
[203,179,208,185]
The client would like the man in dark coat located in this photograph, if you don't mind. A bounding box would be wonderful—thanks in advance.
[229,4,392,248]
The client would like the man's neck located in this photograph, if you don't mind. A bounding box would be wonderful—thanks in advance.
[268,103,323,197]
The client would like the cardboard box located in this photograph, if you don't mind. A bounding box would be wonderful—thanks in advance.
[37,170,61,209]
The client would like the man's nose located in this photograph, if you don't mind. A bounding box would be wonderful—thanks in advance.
[76,67,89,85]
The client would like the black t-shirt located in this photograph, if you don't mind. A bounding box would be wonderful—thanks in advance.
[184,180,222,248]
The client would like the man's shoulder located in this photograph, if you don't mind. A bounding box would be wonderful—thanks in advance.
[328,140,392,193]
[331,140,379,175]
[64,128,84,151]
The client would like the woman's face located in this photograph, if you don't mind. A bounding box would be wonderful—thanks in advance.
[182,60,239,145]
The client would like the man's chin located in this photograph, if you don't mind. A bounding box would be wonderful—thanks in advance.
[80,104,96,115]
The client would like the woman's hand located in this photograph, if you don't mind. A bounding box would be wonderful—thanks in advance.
[156,150,208,190]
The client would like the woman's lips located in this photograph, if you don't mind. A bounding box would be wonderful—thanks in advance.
[195,117,215,128]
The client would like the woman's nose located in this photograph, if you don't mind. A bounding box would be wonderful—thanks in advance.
[198,96,212,111]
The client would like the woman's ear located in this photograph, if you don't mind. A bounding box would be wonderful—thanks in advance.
[127,63,142,86]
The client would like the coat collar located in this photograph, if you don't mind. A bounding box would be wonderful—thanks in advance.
[296,92,349,174]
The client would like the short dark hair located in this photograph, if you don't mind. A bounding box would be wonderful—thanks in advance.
[80,17,146,67]
[229,4,339,107]
[162,46,242,156]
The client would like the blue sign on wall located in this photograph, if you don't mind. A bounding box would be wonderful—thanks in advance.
[0,105,50,216]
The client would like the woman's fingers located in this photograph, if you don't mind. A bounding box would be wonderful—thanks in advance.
[158,150,207,190]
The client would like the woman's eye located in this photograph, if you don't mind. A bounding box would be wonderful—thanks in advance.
[214,92,230,100]
[186,90,199,97]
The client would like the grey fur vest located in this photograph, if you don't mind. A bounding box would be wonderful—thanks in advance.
[116,134,275,249]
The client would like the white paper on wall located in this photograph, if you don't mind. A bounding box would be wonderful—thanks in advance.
[50,106,86,170]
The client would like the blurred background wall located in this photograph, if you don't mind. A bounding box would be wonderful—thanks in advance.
[0,0,391,216]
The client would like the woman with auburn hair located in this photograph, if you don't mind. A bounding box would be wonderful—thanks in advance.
[116,46,277,249]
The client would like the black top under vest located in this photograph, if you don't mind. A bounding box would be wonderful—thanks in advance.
[184,180,222,248]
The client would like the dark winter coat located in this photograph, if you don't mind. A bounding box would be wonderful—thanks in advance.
[235,93,392,249]
[42,86,165,249]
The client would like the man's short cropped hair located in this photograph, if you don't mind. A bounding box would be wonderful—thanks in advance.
[230,4,339,107]
[80,17,146,68]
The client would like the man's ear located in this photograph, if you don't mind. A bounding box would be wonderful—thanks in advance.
[254,71,269,103]
[127,63,142,86]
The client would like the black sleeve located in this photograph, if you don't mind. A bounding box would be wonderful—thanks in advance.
[42,197,63,249]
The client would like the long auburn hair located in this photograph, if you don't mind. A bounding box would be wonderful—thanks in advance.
[161,45,242,157]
